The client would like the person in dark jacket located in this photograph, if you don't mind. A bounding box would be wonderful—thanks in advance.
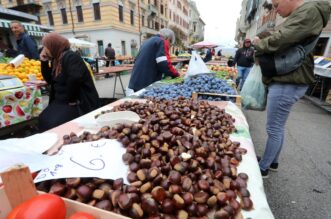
[10,20,39,59]
[253,0,330,178]
[105,43,116,67]
[203,48,212,62]
[39,32,100,131]
[128,28,180,92]
[234,38,254,90]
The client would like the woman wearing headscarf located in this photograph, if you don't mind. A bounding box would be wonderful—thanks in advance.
[39,32,99,131]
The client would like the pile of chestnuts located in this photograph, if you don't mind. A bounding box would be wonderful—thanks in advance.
[39,98,253,219]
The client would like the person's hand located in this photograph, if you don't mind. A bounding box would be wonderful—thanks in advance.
[252,37,261,45]
[40,48,49,61]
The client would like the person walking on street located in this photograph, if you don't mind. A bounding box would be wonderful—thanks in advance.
[128,28,180,92]
[234,39,254,90]
[10,20,39,59]
[105,43,116,67]
[253,0,331,178]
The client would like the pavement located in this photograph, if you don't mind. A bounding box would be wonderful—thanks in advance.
[243,98,331,219]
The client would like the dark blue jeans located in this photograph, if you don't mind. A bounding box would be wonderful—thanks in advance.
[259,83,308,171]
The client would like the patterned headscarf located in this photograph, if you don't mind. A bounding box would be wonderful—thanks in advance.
[42,32,70,76]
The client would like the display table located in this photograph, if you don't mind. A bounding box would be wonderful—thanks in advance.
[171,58,190,64]
[0,85,42,128]
[44,98,274,219]
[311,66,331,101]
[206,59,228,66]
[97,66,133,98]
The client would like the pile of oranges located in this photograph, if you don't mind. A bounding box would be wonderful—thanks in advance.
[0,58,43,83]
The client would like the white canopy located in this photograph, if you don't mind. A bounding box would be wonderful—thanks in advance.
[68,38,96,48]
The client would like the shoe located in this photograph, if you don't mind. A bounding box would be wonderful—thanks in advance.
[257,156,278,172]
[260,168,269,178]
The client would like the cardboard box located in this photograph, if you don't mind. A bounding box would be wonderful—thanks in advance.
[0,166,129,219]
[326,89,331,104]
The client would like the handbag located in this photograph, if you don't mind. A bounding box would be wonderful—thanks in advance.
[257,36,319,77]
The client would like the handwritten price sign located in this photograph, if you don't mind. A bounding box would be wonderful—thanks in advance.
[34,139,128,184]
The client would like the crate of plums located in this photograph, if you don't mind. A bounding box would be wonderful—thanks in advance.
[142,74,241,107]
[36,99,253,219]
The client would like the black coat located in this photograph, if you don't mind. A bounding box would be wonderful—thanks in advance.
[39,50,99,131]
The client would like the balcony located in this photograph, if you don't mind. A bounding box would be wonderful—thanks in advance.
[129,0,136,5]
[148,4,158,17]
[140,1,147,10]
[9,0,42,13]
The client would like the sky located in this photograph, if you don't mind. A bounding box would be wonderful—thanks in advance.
[193,0,243,47]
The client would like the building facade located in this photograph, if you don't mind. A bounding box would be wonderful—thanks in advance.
[38,0,143,57]
[235,0,331,57]
[140,0,169,41]
[168,0,190,47]
[188,0,204,45]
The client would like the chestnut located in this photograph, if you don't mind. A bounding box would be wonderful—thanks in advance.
[118,193,133,210]
[168,170,182,185]
[95,200,112,211]
[214,209,230,219]
[141,197,159,215]
[193,191,209,204]
[162,198,175,214]
[76,185,93,201]
[151,186,167,203]
[130,203,144,219]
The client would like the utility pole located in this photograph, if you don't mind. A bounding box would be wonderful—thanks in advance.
[138,0,142,47]
[68,0,75,35]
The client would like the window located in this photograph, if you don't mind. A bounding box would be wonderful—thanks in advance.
[97,40,104,56]
[121,41,126,55]
[61,8,68,24]
[119,5,124,22]
[142,15,145,26]
[130,10,134,25]
[76,5,84,22]
[155,22,159,30]
[16,0,23,5]
[93,3,101,20]
[47,11,54,26]
[160,4,164,14]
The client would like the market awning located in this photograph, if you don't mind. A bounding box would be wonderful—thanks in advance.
[0,19,51,37]
[28,31,48,37]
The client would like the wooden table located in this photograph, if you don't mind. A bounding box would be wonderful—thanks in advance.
[97,66,133,98]
[171,58,190,64]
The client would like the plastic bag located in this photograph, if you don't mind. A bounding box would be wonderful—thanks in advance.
[240,64,266,110]
[185,51,211,79]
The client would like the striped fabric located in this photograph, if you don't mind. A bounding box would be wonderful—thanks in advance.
[0,19,48,37]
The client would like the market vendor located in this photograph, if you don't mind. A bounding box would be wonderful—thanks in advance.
[38,32,100,131]
[128,28,180,92]
[10,20,39,60]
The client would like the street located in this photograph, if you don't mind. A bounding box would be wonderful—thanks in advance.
[244,99,331,219]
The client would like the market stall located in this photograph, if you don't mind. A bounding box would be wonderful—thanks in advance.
[0,48,274,219]
[0,57,44,135]
[43,97,273,218]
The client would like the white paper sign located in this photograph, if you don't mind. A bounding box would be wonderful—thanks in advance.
[34,139,129,184]
[0,148,52,173]
[0,133,58,154]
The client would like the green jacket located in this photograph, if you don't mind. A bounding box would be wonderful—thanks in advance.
[255,1,331,85]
